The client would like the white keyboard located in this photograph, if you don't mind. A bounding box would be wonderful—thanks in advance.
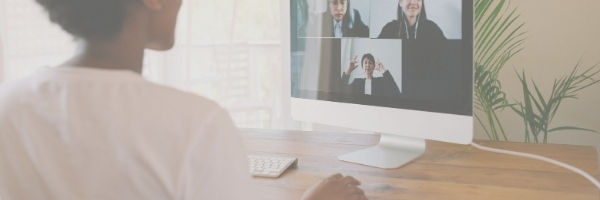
[247,155,298,178]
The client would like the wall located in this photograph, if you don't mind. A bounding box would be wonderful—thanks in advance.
[473,0,600,160]
[0,0,5,83]
[0,33,3,83]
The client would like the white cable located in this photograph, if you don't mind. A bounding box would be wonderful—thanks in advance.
[470,142,600,189]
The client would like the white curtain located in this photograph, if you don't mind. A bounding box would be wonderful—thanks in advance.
[0,0,299,130]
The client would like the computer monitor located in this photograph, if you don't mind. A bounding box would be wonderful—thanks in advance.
[284,0,473,169]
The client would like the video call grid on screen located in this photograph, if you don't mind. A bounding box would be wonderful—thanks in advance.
[298,0,461,39]
[292,0,473,116]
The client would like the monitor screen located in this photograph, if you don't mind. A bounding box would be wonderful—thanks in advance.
[291,0,473,116]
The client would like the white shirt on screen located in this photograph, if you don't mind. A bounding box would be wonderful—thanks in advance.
[365,79,372,95]
[333,19,343,37]
[0,67,256,200]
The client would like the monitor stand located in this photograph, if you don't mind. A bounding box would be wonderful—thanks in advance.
[338,133,426,169]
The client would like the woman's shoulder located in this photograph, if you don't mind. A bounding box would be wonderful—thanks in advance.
[422,19,443,31]
[378,20,400,39]
[383,20,400,29]
[350,9,369,36]
[421,19,446,39]
[351,77,366,84]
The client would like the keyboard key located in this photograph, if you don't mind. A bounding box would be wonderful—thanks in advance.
[247,155,298,178]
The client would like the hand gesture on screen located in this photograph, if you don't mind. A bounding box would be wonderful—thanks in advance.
[301,173,368,200]
[346,55,359,75]
[375,59,387,73]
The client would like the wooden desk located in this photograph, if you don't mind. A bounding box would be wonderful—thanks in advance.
[241,129,600,200]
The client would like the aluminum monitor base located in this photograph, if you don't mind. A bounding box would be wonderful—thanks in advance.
[338,133,426,169]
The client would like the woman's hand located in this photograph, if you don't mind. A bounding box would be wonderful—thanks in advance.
[346,55,359,75]
[375,58,387,73]
[301,173,368,200]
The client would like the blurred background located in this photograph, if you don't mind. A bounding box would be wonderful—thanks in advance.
[0,0,295,129]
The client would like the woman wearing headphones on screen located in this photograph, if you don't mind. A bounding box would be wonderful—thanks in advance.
[378,0,446,40]
[0,0,367,199]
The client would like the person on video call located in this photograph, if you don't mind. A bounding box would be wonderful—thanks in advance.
[0,0,368,199]
[308,0,369,38]
[378,0,446,40]
[375,0,455,100]
[342,54,401,97]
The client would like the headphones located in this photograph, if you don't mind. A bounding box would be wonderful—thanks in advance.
[401,7,420,39]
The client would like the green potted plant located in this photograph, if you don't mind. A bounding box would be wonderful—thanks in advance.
[474,0,600,142]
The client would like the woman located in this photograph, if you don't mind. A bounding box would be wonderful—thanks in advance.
[378,0,446,40]
[0,0,367,199]
[307,0,369,38]
[342,54,401,97]
[376,0,454,100]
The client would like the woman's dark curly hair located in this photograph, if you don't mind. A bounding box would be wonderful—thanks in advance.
[35,0,131,40]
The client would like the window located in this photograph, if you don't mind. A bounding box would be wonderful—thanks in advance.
[0,0,290,129]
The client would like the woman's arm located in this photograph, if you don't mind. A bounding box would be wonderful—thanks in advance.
[381,70,402,97]
[377,60,401,97]
[377,21,400,39]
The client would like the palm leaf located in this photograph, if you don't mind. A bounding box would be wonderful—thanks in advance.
[514,58,600,143]
[474,0,527,141]
[531,80,547,109]
[548,126,598,133]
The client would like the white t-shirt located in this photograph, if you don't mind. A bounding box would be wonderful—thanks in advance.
[0,67,256,200]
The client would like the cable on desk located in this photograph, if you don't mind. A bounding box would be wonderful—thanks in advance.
[470,142,600,190]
